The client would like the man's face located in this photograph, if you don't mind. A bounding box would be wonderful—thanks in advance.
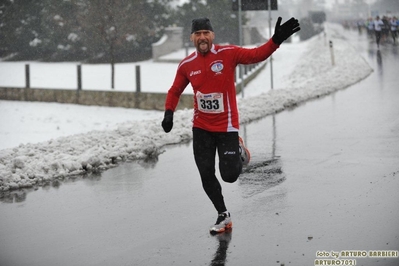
[191,30,215,54]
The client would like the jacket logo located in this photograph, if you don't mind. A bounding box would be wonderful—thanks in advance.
[190,70,201,76]
[211,62,223,73]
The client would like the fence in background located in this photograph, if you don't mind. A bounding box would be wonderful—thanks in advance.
[0,61,266,110]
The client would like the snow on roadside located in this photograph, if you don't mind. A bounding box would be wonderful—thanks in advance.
[0,25,373,191]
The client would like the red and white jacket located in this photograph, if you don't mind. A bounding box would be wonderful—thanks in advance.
[165,39,279,132]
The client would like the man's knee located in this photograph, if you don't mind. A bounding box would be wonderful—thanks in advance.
[219,159,242,183]
[221,173,239,183]
[220,163,241,183]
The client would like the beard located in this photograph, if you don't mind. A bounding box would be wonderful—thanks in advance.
[197,41,209,54]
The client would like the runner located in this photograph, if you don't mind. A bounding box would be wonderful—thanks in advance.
[373,16,384,48]
[390,16,398,44]
[161,17,300,233]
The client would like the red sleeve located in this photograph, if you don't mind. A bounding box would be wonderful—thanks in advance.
[165,65,190,111]
[235,39,280,64]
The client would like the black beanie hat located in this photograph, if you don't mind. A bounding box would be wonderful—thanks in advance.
[191,18,214,33]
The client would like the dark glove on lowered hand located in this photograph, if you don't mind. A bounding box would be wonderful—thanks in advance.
[161,109,174,133]
[272,17,300,45]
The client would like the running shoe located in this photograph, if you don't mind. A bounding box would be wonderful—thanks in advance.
[210,212,233,234]
[239,137,251,165]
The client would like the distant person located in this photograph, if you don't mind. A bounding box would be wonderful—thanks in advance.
[382,16,390,42]
[161,17,300,234]
[373,16,384,48]
[357,20,364,34]
[367,17,374,38]
[390,16,398,44]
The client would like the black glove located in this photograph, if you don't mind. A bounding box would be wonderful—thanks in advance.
[272,17,300,45]
[161,109,174,133]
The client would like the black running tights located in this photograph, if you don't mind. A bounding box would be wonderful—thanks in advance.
[192,127,243,213]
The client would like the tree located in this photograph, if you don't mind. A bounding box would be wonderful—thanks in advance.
[0,0,89,61]
[0,0,174,64]
[36,0,86,61]
[78,0,173,87]
[0,0,14,57]
[0,0,48,60]
[79,0,173,63]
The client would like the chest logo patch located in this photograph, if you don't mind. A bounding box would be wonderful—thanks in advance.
[211,62,223,73]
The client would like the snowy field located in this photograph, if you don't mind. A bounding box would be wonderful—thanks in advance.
[0,23,373,191]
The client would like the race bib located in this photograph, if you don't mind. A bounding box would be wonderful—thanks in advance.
[196,92,224,114]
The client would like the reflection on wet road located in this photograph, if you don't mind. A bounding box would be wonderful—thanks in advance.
[210,229,232,266]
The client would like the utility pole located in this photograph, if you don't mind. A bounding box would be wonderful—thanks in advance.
[268,0,274,90]
[238,0,244,98]
[233,0,278,93]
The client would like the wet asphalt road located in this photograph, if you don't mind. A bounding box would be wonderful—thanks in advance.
[1,29,399,266]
